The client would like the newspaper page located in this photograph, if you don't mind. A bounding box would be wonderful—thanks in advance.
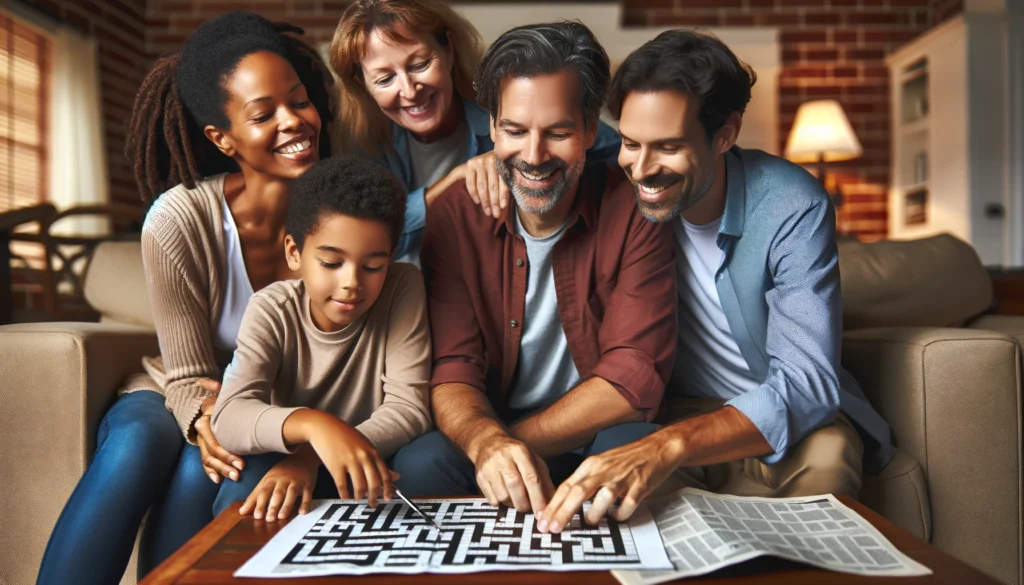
[613,488,931,585]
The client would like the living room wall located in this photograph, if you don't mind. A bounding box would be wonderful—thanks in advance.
[19,0,966,241]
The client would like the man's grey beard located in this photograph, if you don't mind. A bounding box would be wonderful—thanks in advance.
[635,156,716,223]
[496,156,584,215]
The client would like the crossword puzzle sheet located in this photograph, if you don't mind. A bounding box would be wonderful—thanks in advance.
[235,498,672,577]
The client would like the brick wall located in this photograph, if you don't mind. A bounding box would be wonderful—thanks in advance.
[147,0,346,55]
[21,0,148,208]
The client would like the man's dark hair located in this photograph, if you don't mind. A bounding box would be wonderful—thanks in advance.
[286,154,406,251]
[607,29,757,141]
[473,21,610,128]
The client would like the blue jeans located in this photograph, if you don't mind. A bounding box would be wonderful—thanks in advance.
[37,391,219,585]
[139,444,222,571]
[390,422,659,497]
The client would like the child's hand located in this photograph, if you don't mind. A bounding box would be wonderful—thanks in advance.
[306,415,396,508]
[239,447,319,521]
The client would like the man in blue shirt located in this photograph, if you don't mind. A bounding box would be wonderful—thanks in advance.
[536,29,893,534]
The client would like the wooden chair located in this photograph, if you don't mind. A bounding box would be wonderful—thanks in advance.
[8,204,142,321]
[0,204,57,325]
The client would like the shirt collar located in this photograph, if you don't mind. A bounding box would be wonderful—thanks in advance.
[464,99,491,138]
[719,146,746,238]
[493,162,602,237]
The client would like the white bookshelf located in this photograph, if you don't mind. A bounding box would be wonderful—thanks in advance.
[886,13,1009,266]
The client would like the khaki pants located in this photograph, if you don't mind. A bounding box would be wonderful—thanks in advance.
[652,398,863,499]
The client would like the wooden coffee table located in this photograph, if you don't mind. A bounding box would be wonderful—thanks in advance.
[141,496,1000,584]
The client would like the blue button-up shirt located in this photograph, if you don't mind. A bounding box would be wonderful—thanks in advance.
[378,99,622,260]
[676,146,893,474]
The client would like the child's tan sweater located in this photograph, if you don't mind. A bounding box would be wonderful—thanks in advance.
[210,265,432,457]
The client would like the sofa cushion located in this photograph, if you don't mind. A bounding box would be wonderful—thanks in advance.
[83,241,154,330]
[838,234,993,330]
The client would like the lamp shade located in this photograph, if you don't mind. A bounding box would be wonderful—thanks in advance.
[784,99,862,163]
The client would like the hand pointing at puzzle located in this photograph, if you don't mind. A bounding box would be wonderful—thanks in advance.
[536,432,679,533]
[537,406,774,532]
[472,433,555,513]
[282,410,397,508]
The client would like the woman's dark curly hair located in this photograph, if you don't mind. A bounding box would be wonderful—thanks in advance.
[125,11,336,202]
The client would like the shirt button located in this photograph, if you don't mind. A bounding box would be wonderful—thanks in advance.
[510,320,519,328]
[516,259,524,267]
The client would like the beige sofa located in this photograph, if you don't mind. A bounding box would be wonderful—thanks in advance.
[1,234,1021,585]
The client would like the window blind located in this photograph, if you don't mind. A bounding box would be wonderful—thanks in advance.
[0,12,50,213]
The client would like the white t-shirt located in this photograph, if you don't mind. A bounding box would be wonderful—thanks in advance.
[214,195,255,352]
[673,216,760,399]
[507,212,581,411]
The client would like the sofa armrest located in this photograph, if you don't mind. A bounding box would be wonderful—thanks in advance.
[0,322,158,585]
[842,326,1022,585]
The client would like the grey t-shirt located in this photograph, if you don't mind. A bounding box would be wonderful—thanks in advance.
[407,118,469,190]
[508,211,582,411]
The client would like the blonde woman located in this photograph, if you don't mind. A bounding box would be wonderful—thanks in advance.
[330,0,621,262]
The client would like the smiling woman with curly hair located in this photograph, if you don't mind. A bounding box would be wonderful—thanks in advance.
[37,11,336,585]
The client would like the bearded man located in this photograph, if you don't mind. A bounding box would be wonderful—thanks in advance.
[392,21,678,512]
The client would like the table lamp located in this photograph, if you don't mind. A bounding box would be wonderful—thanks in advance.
[784,99,862,207]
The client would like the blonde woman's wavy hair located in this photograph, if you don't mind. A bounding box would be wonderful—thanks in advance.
[330,0,483,156]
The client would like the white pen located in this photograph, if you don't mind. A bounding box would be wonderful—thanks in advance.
[393,489,443,531]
